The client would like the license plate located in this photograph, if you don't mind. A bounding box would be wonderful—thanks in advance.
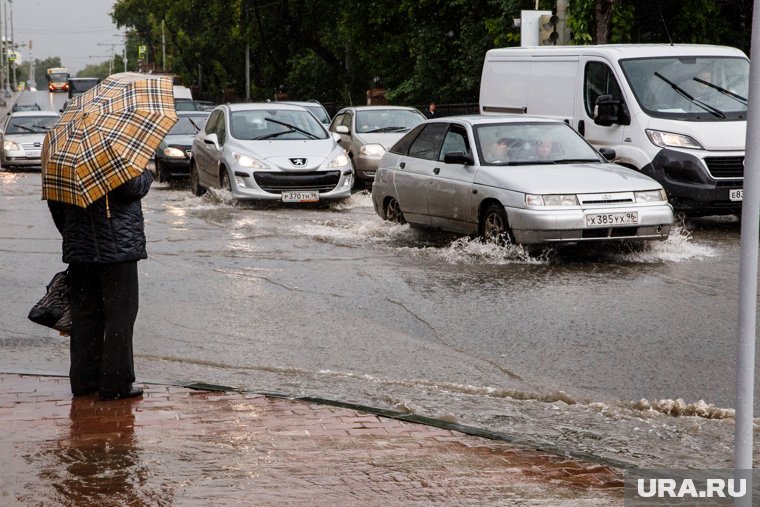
[729,188,743,201]
[281,191,319,203]
[585,211,639,227]
[26,151,41,158]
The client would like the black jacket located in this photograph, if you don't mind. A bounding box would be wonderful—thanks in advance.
[48,171,153,264]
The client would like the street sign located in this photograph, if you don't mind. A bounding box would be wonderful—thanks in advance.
[138,45,147,59]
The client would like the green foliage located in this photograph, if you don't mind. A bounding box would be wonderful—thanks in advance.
[102,0,755,107]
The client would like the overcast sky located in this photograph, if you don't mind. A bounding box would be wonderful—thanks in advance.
[12,0,122,74]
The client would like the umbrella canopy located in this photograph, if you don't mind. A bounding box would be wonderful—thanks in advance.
[42,72,178,207]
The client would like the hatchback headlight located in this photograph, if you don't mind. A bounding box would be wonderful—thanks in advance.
[635,189,667,203]
[526,194,579,206]
[360,144,385,157]
[3,140,19,151]
[162,147,185,158]
[232,152,269,169]
[645,129,703,150]
[327,153,350,168]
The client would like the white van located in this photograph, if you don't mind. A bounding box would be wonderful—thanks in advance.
[479,44,749,216]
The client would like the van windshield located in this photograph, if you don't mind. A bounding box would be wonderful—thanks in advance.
[619,56,748,121]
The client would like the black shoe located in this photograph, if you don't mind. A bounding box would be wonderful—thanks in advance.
[99,386,144,401]
[72,386,98,397]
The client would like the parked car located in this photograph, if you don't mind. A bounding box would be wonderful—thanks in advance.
[11,103,42,112]
[190,103,353,203]
[329,106,426,188]
[175,99,216,112]
[0,111,60,170]
[371,115,673,245]
[154,111,211,183]
[277,101,331,125]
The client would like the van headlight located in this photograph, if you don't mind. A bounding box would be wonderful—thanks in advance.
[525,194,579,206]
[645,130,703,150]
[635,189,667,203]
[232,152,269,169]
[360,144,385,157]
[327,153,350,168]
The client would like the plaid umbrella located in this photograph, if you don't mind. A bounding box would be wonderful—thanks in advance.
[42,72,178,207]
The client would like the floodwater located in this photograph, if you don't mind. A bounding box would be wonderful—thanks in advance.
[1,169,755,470]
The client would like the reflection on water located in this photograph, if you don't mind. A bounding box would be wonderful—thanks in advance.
[35,397,163,506]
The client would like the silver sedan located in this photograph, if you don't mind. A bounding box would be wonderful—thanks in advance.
[371,115,673,245]
[191,103,353,203]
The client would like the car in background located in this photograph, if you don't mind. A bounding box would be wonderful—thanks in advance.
[175,99,216,112]
[67,77,100,99]
[190,103,352,203]
[277,100,331,125]
[329,105,426,188]
[11,103,42,112]
[372,115,673,246]
[0,111,60,170]
[154,111,210,183]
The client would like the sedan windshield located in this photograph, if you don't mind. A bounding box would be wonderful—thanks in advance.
[355,109,425,134]
[6,116,58,134]
[231,109,328,140]
[476,122,602,166]
[619,56,748,120]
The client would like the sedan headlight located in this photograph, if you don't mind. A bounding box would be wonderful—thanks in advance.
[645,129,703,150]
[526,194,579,206]
[327,152,350,168]
[635,189,667,203]
[162,147,185,158]
[232,152,269,169]
[360,144,385,157]
[3,140,19,151]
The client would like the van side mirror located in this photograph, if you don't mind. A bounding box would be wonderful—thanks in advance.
[594,95,631,127]
[443,151,474,165]
[598,147,616,161]
[335,125,349,134]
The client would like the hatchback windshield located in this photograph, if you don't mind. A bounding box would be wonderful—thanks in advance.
[475,122,602,166]
[231,109,328,140]
[6,116,58,134]
[619,56,748,120]
[169,115,209,135]
[355,109,424,134]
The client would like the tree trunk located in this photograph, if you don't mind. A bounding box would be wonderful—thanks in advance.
[595,0,616,44]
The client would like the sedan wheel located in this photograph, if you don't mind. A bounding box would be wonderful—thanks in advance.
[385,197,406,224]
[190,162,206,196]
[481,203,513,245]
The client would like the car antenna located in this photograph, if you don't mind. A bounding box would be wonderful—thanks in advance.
[659,10,674,46]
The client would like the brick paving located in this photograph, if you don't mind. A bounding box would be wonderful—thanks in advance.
[0,373,624,506]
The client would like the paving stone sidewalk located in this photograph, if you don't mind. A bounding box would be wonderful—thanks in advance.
[0,373,624,506]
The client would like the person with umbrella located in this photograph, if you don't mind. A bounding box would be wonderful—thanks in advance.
[42,73,178,401]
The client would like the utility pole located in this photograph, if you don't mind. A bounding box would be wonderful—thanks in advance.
[9,0,15,90]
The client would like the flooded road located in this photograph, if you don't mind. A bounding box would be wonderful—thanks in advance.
[1,169,753,470]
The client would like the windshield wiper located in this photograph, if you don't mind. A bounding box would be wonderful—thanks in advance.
[366,126,407,133]
[654,72,726,118]
[549,158,602,164]
[254,129,295,140]
[188,118,201,132]
[264,117,318,139]
[12,125,37,133]
[693,77,748,105]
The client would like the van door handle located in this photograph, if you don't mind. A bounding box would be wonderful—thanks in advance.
[399,162,405,169]
[433,167,440,175]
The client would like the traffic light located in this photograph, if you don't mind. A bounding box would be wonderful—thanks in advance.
[539,14,560,45]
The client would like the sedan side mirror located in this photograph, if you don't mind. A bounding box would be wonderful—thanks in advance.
[335,125,349,134]
[203,133,220,149]
[598,147,616,161]
[332,132,342,143]
[443,151,474,165]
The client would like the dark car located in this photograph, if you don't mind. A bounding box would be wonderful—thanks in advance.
[154,111,210,183]
[67,77,100,99]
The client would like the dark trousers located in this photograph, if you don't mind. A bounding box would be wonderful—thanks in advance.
[68,261,139,395]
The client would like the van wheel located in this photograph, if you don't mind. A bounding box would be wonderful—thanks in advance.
[480,203,514,245]
[190,162,206,196]
[385,197,406,224]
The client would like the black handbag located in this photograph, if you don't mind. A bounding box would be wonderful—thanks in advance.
[28,270,72,335]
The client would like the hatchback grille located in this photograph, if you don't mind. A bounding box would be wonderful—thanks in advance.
[704,156,744,179]
[253,171,341,193]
